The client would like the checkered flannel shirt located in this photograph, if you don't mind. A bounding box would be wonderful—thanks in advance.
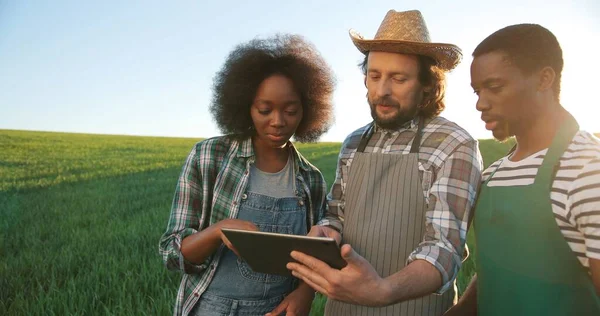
[159,136,328,316]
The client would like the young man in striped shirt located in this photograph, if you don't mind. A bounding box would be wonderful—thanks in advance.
[446,24,600,315]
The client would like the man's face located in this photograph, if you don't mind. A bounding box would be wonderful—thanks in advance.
[365,51,425,129]
[470,51,538,141]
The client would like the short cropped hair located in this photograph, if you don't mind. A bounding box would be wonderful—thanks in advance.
[473,24,563,100]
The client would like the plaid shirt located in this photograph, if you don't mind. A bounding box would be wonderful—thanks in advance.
[159,136,328,316]
[317,116,483,293]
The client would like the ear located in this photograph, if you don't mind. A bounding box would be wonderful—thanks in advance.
[537,66,556,92]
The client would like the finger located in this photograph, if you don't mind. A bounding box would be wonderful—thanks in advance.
[220,233,241,256]
[265,301,287,316]
[328,231,342,245]
[291,270,328,295]
[340,244,362,265]
[244,221,259,231]
[287,260,330,292]
[290,251,334,273]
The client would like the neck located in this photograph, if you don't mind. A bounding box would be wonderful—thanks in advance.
[252,137,290,172]
[511,102,567,161]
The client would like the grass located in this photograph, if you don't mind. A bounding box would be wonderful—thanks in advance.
[0,129,513,315]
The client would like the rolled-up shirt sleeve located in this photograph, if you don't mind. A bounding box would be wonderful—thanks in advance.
[407,140,483,293]
[158,145,208,274]
[316,142,348,232]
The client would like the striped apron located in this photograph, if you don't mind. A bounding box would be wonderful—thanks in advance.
[325,119,454,315]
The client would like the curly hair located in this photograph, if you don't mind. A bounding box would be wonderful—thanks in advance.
[473,24,563,101]
[359,52,446,119]
[209,34,335,143]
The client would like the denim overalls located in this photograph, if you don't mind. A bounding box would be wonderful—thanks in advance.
[191,177,308,315]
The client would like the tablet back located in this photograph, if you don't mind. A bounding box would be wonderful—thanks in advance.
[221,228,347,276]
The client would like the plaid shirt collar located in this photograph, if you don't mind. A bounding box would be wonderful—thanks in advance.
[236,137,312,172]
[372,116,420,134]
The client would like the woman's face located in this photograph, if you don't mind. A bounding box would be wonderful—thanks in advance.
[250,74,303,148]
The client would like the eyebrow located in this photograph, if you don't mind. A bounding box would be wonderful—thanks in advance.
[471,77,503,88]
[255,99,301,106]
[367,69,412,77]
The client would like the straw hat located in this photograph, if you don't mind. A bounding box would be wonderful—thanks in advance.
[350,10,462,70]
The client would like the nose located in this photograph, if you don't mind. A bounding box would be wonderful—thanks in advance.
[375,79,391,99]
[270,111,285,128]
[475,94,490,112]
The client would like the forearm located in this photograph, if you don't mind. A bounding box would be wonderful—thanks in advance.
[181,225,222,264]
[381,259,443,305]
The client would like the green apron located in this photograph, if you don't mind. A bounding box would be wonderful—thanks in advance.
[474,115,600,315]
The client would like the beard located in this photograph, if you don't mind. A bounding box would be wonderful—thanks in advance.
[368,96,418,130]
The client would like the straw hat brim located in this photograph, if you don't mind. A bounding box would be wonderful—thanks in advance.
[350,30,462,71]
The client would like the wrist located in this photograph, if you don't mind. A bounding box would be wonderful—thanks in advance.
[378,278,394,307]
[297,281,316,296]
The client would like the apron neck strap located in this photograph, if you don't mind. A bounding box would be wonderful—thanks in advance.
[535,113,579,186]
[410,116,425,154]
[357,117,424,153]
[357,123,375,153]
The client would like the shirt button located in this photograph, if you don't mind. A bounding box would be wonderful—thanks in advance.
[233,201,237,206]
[298,200,305,206]
[241,194,248,200]
[244,171,249,175]
[194,292,199,297]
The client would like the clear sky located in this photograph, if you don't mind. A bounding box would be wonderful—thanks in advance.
[1,0,599,141]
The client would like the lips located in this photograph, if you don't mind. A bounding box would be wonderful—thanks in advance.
[268,134,287,142]
[376,104,397,112]
[484,120,498,131]
[481,114,500,131]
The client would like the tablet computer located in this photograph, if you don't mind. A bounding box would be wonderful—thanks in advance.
[221,228,347,276]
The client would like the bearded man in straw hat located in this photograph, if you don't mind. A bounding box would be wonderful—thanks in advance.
[445,24,600,316]
[284,9,483,316]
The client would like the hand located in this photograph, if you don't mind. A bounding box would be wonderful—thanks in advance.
[287,244,390,307]
[308,225,342,245]
[266,282,314,316]
[215,219,258,256]
[443,303,476,316]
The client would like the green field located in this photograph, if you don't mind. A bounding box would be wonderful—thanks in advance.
[0,129,514,315]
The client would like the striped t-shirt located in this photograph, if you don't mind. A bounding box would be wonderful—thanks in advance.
[482,131,600,269]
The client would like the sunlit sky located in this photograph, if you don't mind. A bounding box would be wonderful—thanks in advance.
[1,0,599,141]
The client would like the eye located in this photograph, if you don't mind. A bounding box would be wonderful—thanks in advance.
[285,110,298,115]
[489,86,503,94]
[473,89,480,96]
[368,74,381,81]
[392,77,407,84]
[257,109,270,115]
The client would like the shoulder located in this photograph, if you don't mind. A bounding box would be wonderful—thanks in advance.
[422,116,480,168]
[340,122,371,154]
[424,116,477,147]
[196,135,240,152]
[567,131,600,183]
[558,131,600,178]
[563,131,600,160]
[291,145,322,175]
[192,135,240,166]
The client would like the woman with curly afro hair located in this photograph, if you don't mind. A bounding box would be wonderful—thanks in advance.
[159,34,336,316]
